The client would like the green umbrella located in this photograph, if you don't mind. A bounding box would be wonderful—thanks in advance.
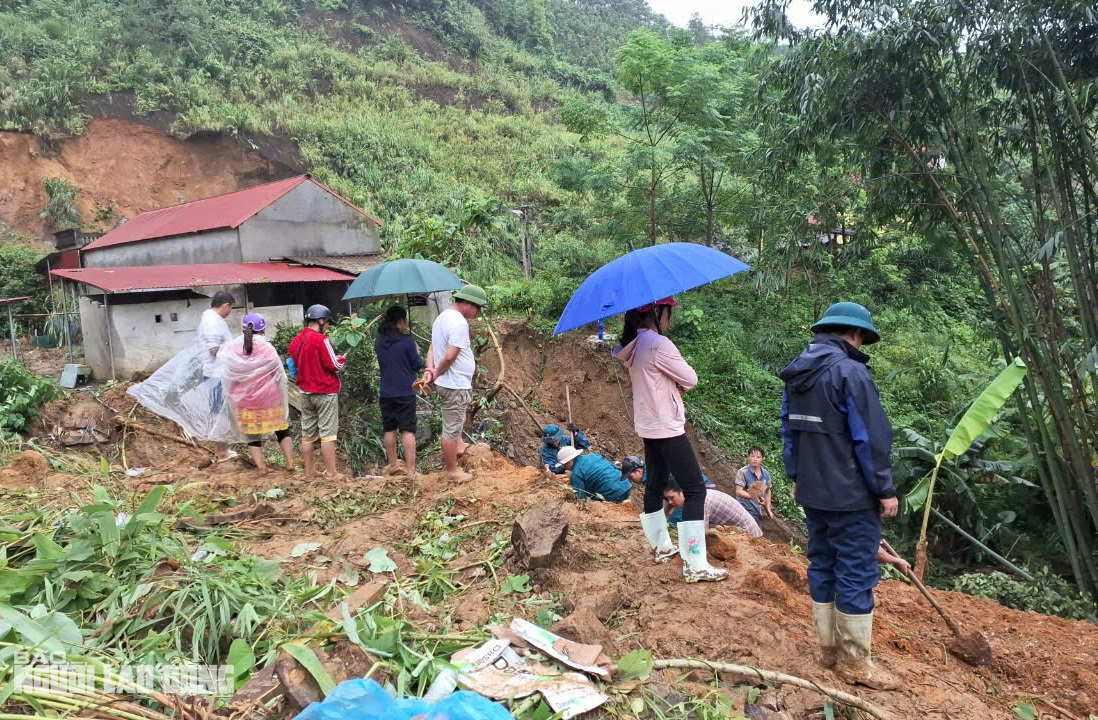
[342,258,464,302]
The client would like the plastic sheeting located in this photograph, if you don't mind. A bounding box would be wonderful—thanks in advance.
[217,336,289,436]
[294,678,514,720]
[127,336,242,443]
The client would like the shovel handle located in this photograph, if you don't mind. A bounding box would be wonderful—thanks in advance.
[881,539,964,638]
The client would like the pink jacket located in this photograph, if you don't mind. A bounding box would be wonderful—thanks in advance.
[614,329,698,439]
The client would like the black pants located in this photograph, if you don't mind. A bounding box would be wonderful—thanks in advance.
[643,434,706,522]
[249,429,291,448]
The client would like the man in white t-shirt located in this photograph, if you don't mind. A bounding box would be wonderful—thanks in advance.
[422,285,488,482]
[196,291,235,461]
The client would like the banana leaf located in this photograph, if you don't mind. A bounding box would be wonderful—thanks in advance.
[942,357,1028,459]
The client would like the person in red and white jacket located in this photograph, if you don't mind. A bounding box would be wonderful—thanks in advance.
[289,305,346,479]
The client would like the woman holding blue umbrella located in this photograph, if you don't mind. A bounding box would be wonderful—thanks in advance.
[614,297,727,584]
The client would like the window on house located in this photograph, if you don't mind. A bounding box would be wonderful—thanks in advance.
[154,315,163,323]
[170,313,178,322]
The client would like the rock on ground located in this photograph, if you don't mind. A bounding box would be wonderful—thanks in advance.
[510,501,568,569]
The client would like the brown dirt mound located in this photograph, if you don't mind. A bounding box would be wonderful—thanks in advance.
[0,450,49,488]
[742,568,794,601]
[766,559,809,592]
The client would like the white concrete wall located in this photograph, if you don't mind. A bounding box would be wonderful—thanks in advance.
[79,296,111,380]
[82,298,304,380]
[238,180,381,261]
[81,228,242,268]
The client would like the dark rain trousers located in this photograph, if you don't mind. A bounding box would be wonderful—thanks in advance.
[804,507,881,615]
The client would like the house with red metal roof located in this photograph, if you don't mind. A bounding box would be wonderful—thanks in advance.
[51,175,384,380]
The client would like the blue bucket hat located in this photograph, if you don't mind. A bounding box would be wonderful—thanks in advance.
[810,302,880,344]
[542,424,563,442]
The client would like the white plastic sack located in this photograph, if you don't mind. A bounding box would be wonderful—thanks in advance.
[127,336,243,444]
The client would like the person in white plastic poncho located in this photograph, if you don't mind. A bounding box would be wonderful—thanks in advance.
[129,297,241,453]
[129,312,293,473]
[217,313,293,473]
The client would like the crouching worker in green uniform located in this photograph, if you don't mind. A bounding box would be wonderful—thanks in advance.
[555,446,631,503]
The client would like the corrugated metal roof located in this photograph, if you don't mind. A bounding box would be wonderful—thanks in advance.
[82,175,383,252]
[51,263,355,294]
[283,254,385,274]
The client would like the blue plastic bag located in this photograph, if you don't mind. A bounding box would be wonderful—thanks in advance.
[294,678,515,720]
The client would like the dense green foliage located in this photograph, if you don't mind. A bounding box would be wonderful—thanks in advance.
[2,0,1093,608]
[0,242,48,314]
[755,0,1098,596]
[0,358,61,435]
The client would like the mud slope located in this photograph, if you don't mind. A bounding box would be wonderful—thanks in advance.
[0,119,296,241]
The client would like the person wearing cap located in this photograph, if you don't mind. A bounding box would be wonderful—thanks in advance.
[289,304,346,480]
[218,313,294,474]
[614,296,728,584]
[779,301,898,690]
[422,285,489,483]
[555,446,632,503]
[541,423,591,474]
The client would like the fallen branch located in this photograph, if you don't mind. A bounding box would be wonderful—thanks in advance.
[121,420,211,454]
[650,659,890,720]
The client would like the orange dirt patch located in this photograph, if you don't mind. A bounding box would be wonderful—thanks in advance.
[0,119,294,240]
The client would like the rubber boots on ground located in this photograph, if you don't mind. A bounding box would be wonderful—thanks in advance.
[677,520,728,583]
[834,610,899,690]
[813,602,838,669]
[639,511,677,563]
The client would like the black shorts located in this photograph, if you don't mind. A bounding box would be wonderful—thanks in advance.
[380,395,417,433]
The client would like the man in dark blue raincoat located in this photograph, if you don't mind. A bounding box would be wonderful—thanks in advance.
[779,302,899,690]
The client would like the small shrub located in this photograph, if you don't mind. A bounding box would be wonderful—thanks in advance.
[38,177,82,231]
[0,358,63,435]
[953,569,1098,621]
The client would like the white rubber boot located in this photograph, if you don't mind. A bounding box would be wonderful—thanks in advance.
[813,602,838,669]
[639,511,677,563]
[834,610,899,690]
[677,520,728,583]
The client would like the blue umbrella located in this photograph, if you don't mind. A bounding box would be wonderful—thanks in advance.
[553,243,751,335]
[343,258,464,302]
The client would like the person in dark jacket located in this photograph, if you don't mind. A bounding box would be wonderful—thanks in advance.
[375,306,424,477]
[556,446,631,503]
[779,301,899,690]
[541,423,591,474]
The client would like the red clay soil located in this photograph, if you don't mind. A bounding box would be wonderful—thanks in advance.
[14,323,1098,719]
[0,119,293,241]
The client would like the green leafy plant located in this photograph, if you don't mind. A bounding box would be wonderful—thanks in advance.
[905,357,1028,577]
[38,177,82,230]
[0,358,63,435]
[501,574,531,594]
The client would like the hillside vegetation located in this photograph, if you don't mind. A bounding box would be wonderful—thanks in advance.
[1,0,1096,613]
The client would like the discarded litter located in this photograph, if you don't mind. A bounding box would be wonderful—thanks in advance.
[125,467,149,477]
[509,617,611,678]
[429,637,609,719]
[294,677,513,720]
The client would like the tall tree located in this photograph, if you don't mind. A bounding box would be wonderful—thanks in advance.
[755,0,1098,594]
